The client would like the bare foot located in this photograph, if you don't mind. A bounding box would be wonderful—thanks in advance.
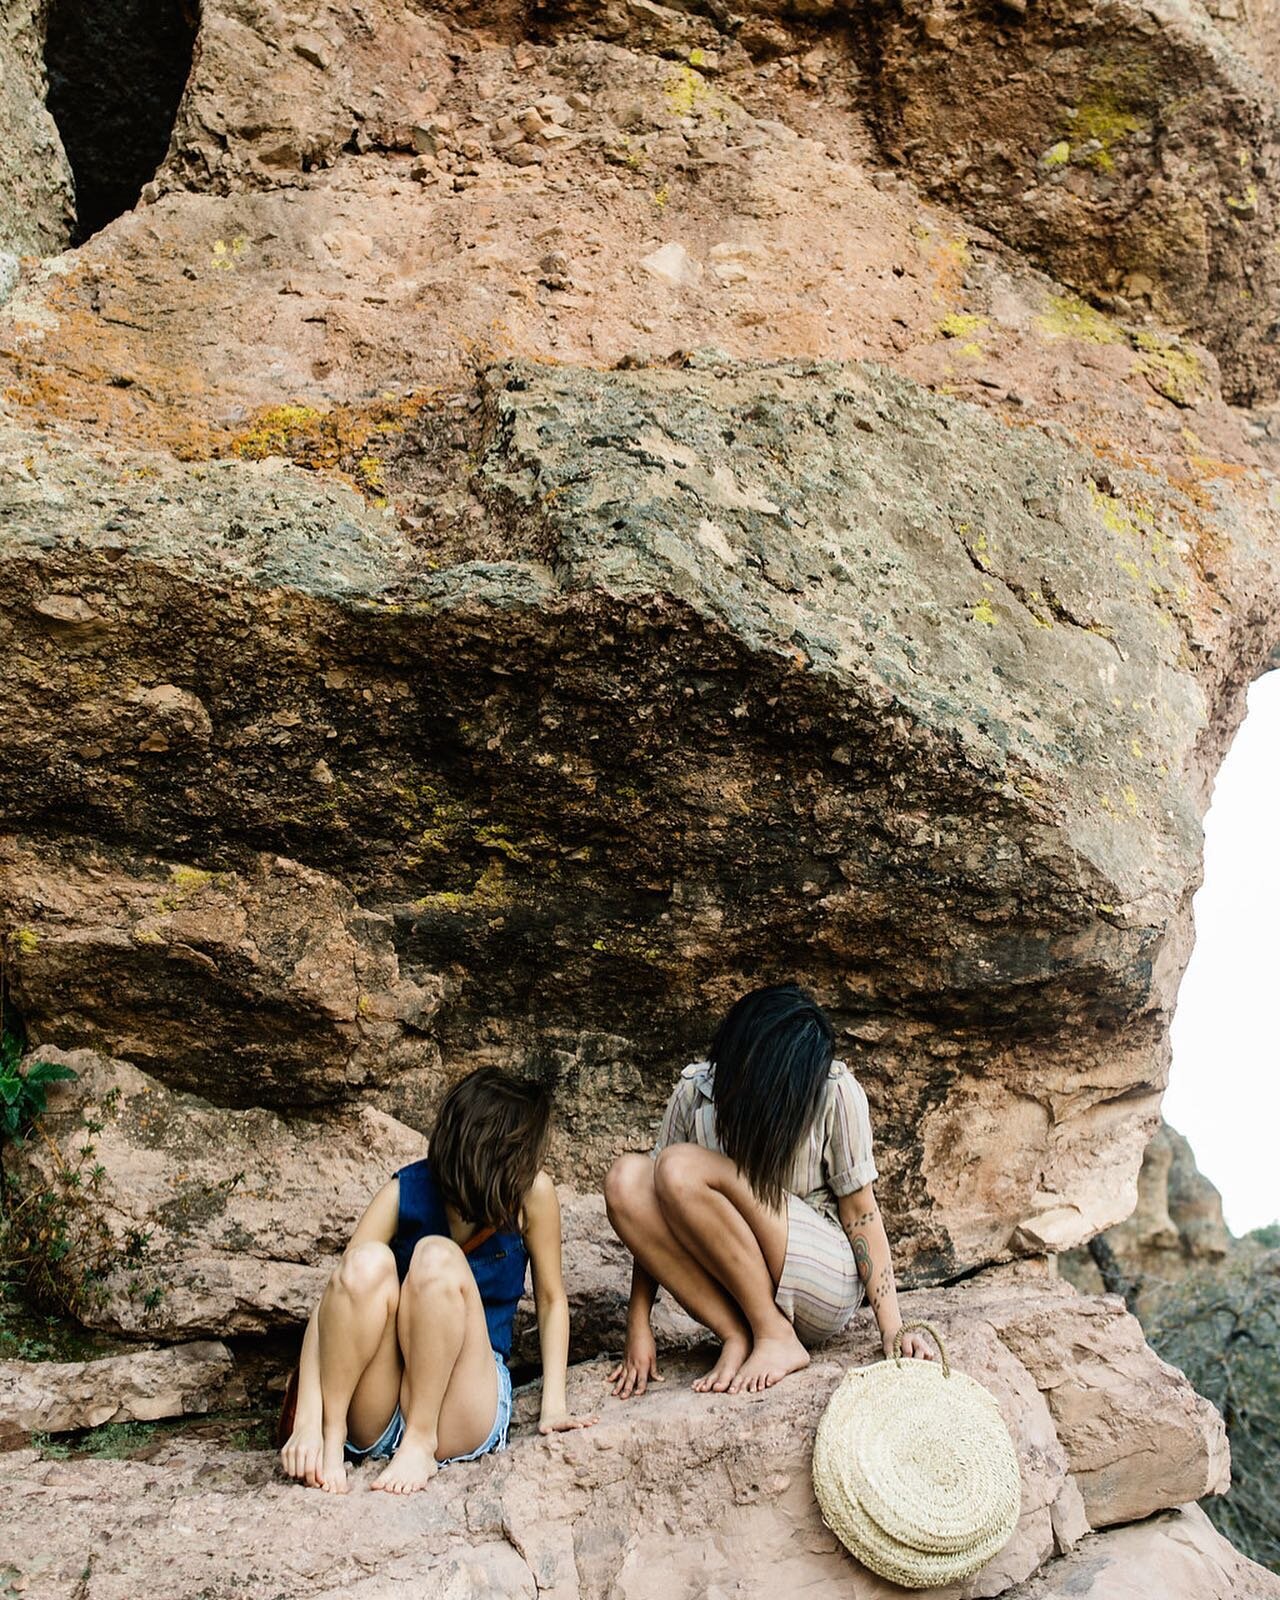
[318,1434,350,1495]
[728,1329,810,1395]
[692,1331,751,1394]
[371,1436,439,1495]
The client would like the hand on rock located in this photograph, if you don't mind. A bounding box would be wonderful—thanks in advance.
[883,1329,936,1362]
[280,1425,325,1487]
[538,1411,600,1435]
[609,1330,664,1399]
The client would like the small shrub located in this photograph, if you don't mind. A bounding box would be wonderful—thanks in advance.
[0,1011,157,1325]
[0,1026,77,1151]
[1142,1252,1280,1573]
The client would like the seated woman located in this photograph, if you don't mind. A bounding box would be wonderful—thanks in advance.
[280,1067,596,1494]
[605,984,932,1397]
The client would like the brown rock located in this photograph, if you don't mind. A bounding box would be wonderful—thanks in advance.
[3,1049,426,1337]
[1011,1504,1277,1599]
[0,0,75,256]
[980,1284,1230,1525]
[0,1287,1260,1600]
[0,846,445,1109]
[858,0,1280,402]
[0,1341,244,1440]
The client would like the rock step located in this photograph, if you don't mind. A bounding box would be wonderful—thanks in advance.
[0,1340,243,1441]
[0,1311,1264,1600]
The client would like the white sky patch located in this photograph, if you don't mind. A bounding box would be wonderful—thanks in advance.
[1164,670,1280,1236]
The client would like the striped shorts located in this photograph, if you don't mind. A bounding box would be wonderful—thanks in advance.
[775,1194,863,1344]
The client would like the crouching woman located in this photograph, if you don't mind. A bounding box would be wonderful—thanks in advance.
[605,984,932,1398]
[281,1067,596,1494]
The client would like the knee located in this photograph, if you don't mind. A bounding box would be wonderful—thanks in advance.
[604,1153,652,1223]
[333,1240,398,1301]
[405,1235,467,1295]
[653,1142,705,1203]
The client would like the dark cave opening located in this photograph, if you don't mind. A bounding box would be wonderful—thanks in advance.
[44,0,200,243]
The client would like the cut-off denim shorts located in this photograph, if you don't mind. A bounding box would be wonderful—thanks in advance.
[345,1349,513,1467]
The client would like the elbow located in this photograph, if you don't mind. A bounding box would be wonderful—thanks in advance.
[535,1288,569,1324]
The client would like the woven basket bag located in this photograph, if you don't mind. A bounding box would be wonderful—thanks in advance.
[812,1321,1022,1588]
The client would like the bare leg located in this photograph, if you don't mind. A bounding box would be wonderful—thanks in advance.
[373,1236,499,1494]
[654,1144,809,1395]
[605,1153,752,1392]
[316,1242,403,1493]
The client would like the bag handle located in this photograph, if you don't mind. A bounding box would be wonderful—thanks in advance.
[462,1224,497,1256]
[892,1319,951,1377]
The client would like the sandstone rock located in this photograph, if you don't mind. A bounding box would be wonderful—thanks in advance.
[639,240,701,285]
[3,1048,426,1337]
[0,1288,1258,1600]
[0,0,75,255]
[1011,1504,1278,1599]
[980,1284,1230,1525]
[0,1341,244,1440]
[858,0,1280,403]
[0,844,446,1109]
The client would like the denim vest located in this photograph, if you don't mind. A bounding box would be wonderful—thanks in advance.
[391,1158,527,1362]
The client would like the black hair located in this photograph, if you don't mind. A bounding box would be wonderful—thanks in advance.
[709,983,835,1211]
[430,1067,552,1228]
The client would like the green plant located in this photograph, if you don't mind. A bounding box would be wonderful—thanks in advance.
[0,1026,77,1152]
[0,1008,155,1324]
[1142,1252,1280,1572]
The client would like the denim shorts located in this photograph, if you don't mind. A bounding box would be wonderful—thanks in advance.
[345,1349,513,1467]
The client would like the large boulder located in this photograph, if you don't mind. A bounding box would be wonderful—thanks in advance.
[2,348,1277,1280]
[0,1285,1253,1600]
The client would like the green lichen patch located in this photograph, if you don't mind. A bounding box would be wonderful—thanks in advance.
[1131,331,1206,407]
[1036,294,1126,345]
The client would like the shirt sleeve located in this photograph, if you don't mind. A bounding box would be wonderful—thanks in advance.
[651,1074,696,1158]
[825,1068,878,1196]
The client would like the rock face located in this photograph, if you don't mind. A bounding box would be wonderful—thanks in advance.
[5,1048,426,1338]
[2,349,1278,1286]
[0,1340,243,1440]
[1063,1118,1234,1301]
[0,0,74,259]
[1,0,1279,1589]
[858,0,1280,405]
[0,1278,1263,1600]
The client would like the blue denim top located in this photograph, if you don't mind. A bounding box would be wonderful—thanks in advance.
[391,1158,527,1361]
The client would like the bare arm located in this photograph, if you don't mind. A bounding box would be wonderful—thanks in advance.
[837,1185,933,1361]
[524,1172,598,1434]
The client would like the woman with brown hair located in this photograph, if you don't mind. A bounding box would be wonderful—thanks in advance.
[280,1067,596,1494]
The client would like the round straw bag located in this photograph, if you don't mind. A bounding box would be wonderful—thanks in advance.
[812,1321,1021,1589]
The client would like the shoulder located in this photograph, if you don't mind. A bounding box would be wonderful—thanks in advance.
[521,1169,560,1231]
[826,1061,872,1114]
[679,1060,714,1097]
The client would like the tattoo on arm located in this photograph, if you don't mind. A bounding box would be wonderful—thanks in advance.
[842,1206,896,1317]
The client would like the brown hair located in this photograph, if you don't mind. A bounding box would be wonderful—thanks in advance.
[429,1067,552,1227]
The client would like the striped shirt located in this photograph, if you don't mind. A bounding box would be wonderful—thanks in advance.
[651,1059,878,1225]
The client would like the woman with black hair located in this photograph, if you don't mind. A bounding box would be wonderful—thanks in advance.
[605,984,932,1396]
